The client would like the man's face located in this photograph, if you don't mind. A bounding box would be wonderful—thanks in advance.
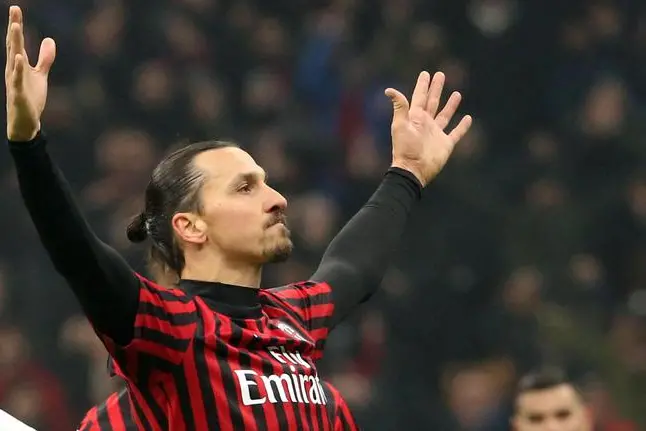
[192,147,293,265]
[512,384,592,431]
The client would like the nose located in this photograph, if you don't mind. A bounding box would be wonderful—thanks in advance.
[264,185,288,213]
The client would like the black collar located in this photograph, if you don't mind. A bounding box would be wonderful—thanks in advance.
[179,279,264,319]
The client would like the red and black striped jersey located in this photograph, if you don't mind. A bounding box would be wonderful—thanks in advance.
[79,382,361,431]
[102,276,339,430]
[79,389,134,431]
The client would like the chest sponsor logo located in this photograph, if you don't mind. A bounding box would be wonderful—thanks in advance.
[234,346,327,406]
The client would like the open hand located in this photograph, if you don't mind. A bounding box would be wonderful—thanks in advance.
[5,5,56,141]
[385,71,472,186]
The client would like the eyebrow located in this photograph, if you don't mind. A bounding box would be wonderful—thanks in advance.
[232,170,267,185]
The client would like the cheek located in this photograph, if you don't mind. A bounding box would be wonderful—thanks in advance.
[204,201,263,242]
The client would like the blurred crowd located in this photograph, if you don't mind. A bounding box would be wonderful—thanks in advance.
[1,0,646,429]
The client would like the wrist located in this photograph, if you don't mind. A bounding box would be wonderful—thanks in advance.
[390,161,426,187]
[387,167,423,199]
[8,130,45,152]
[7,122,41,143]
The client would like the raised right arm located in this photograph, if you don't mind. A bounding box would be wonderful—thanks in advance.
[5,6,195,366]
[10,133,197,368]
[9,133,140,345]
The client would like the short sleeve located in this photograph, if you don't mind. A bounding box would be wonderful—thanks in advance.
[267,281,335,349]
[98,274,198,379]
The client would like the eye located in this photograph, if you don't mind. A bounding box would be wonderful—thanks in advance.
[555,410,572,420]
[238,183,253,194]
[527,414,544,423]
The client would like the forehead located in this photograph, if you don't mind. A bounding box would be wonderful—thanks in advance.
[517,385,581,413]
[193,147,264,182]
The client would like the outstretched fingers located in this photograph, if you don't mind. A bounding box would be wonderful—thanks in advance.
[425,72,445,116]
[410,71,431,110]
[435,91,462,130]
[5,6,21,55]
[10,21,24,58]
[8,18,27,78]
[385,88,410,126]
[6,7,29,81]
[12,52,24,91]
[448,115,473,144]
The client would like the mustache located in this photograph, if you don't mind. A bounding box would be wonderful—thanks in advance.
[266,212,288,228]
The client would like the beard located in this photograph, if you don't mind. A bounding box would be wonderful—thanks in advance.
[262,223,294,263]
[265,239,294,263]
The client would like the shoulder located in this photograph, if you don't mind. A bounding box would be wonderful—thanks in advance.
[134,273,193,301]
[260,281,333,316]
[263,281,332,301]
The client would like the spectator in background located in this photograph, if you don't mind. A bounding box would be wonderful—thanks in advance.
[510,368,638,431]
[511,368,593,431]
[440,359,513,430]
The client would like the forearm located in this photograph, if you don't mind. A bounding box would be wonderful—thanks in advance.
[9,132,139,344]
[311,167,421,325]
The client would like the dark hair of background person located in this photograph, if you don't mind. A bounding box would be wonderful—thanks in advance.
[514,367,583,410]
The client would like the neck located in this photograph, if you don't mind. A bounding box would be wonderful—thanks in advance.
[181,248,262,288]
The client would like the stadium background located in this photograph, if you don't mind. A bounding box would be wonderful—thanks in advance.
[1,0,646,429]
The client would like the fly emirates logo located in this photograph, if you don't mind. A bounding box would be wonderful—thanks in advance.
[234,346,328,406]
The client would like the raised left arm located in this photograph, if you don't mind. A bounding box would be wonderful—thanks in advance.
[310,167,421,327]
[312,70,472,328]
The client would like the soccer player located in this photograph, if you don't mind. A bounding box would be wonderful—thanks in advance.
[5,5,472,430]
[511,369,593,431]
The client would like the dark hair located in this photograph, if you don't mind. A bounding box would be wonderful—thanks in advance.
[514,367,582,408]
[126,140,239,284]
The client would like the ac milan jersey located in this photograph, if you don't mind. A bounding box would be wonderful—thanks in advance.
[101,276,338,430]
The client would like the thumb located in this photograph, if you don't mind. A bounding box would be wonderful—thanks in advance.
[36,37,56,75]
[384,88,409,125]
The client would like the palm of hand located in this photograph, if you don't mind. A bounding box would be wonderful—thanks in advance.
[5,6,56,141]
[6,63,48,138]
[386,71,472,186]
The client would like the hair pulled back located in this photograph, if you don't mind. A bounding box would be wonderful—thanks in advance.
[126,140,239,283]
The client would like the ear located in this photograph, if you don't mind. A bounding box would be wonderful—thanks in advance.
[171,212,208,245]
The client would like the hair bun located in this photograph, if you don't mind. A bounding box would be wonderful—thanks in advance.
[126,213,149,243]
